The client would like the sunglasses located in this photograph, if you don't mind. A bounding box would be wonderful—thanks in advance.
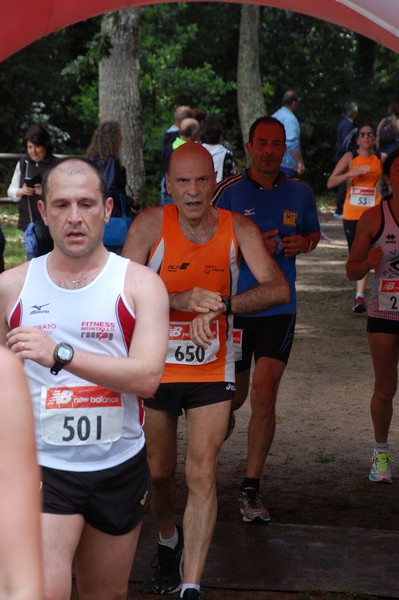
[358,131,375,138]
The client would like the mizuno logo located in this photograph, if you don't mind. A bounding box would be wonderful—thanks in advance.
[32,303,49,311]
[30,303,50,315]
[243,208,255,216]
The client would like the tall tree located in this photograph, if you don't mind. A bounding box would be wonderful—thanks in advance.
[237,4,266,152]
[99,7,146,201]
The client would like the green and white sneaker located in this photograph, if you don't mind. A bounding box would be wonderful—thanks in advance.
[369,450,393,483]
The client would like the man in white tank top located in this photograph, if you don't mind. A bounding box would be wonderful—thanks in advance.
[0,157,169,600]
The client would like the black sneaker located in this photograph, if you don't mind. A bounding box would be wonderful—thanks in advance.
[151,525,184,595]
[181,589,200,600]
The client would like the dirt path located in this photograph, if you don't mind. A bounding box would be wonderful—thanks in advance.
[215,215,399,532]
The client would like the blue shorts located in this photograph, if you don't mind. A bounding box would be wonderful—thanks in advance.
[234,314,296,372]
[144,382,235,416]
[41,447,150,535]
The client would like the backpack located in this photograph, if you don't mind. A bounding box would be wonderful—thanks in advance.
[378,116,397,147]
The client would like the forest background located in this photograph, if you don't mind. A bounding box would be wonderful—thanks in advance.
[1,3,399,204]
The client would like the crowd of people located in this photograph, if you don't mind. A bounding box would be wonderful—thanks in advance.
[1,93,399,599]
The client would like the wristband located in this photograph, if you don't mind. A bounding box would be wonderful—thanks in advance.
[304,236,314,253]
[221,296,232,315]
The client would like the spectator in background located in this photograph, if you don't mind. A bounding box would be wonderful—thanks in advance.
[376,100,399,163]
[161,106,192,205]
[7,124,56,259]
[86,120,139,252]
[191,108,206,129]
[272,90,305,177]
[201,115,236,183]
[162,117,201,176]
[332,101,359,219]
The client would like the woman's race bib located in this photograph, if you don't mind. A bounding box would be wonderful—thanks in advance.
[349,186,376,207]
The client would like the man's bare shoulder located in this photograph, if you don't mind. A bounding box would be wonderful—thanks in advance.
[130,206,163,239]
[124,259,168,311]
[0,262,29,292]
[0,262,29,322]
[123,206,164,263]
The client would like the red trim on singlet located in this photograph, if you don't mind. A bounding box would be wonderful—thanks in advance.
[116,295,135,352]
[9,300,22,329]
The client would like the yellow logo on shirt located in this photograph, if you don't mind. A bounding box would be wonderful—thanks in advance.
[283,210,297,226]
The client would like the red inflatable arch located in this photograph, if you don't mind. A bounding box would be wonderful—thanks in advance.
[1,0,399,61]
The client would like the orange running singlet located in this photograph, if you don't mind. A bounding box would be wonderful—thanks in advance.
[148,204,239,383]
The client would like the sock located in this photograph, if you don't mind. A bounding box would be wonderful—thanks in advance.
[374,441,389,453]
[241,477,260,491]
[356,292,365,299]
[180,583,200,597]
[159,527,179,550]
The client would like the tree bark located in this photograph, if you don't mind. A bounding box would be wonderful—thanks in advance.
[99,7,146,201]
[237,4,266,155]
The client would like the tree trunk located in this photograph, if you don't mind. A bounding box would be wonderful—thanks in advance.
[237,4,266,155]
[99,7,146,202]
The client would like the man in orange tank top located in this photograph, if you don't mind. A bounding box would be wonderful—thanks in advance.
[122,142,290,600]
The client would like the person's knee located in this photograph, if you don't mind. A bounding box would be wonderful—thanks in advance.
[148,454,176,484]
[185,452,217,494]
[374,381,397,404]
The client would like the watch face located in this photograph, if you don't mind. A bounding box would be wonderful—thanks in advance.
[57,344,73,362]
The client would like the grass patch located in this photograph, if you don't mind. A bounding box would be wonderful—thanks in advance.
[0,203,25,268]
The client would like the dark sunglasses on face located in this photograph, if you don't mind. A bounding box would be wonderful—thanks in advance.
[358,131,374,138]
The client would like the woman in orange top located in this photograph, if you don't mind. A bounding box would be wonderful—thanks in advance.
[328,123,383,313]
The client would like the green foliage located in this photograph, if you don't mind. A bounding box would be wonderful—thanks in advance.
[2,4,399,198]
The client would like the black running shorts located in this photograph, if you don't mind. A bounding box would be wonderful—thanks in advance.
[367,316,399,334]
[40,446,150,535]
[144,381,235,416]
[234,314,296,372]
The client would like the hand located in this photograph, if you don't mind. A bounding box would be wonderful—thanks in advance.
[21,184,35,196]
[34,183,42,196]
[296,160,305,175]
[171,287,223,313]
[6,326,56,367]
[282,234,308,256]
[367,245,383,269]
[351,165,370,177]
[262,229,280,254]
[190,311,219,348]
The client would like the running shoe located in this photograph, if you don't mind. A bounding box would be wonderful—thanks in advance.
[181,589,200,600]
[353,296,366,313]
[369,450,393,483]
[150,525,184,594]
[239,487,271,523]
